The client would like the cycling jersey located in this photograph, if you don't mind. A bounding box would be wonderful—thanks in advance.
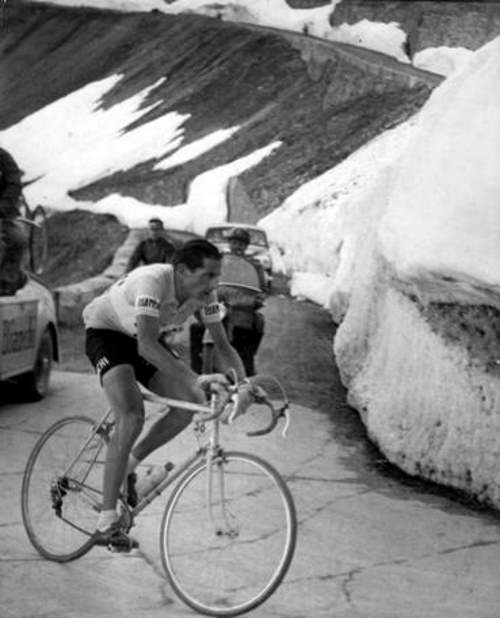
[82,263,223,337]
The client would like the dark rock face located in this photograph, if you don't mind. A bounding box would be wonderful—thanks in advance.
[331,1,500,56]
[420,302,500,375]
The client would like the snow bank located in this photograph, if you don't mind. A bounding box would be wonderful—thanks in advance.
[380,37,500,293]
[261,117,415,316]
[334,37,500,508]
[345,282,500,505]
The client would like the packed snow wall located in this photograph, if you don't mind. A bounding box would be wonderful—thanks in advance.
[334,36,500,508]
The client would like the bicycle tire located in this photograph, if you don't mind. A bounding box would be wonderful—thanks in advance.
[21,416,107,562]
[160,451,297,616]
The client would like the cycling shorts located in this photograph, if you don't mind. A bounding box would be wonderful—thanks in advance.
[85,328,179,387]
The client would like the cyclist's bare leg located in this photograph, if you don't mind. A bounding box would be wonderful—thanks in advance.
[101,364,145,512]
[130,365,204,463]
[131,407,194,462]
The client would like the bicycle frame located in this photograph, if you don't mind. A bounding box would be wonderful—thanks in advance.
[130,393,229,534]
[57,415,112,494]
[57,390,211,487]
[54,391,229,533]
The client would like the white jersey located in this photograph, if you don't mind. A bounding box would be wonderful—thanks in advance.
[82,263,223,337]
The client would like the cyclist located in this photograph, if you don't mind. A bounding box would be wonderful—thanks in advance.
[83,239,248,550]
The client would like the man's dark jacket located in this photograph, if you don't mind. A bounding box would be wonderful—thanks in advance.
[0,148,22,219]
[127,236,177,270]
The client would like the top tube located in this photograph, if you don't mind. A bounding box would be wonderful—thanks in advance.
[141,390,213,414]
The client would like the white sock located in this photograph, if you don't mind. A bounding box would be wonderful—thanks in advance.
[96,509,118,532]
[126,454,139,476]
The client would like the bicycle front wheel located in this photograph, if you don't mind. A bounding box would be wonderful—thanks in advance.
[21,416,106,562]
[160,451,297,617]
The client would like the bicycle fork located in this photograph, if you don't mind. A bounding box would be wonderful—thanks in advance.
[205,430,238,540]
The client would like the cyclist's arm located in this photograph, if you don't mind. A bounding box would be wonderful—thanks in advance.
[205,321,246,381]
[136,313,190,374]
[136,313,205,395]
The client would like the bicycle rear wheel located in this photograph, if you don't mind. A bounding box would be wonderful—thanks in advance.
[160,451,297,617]
[21,416,107,562]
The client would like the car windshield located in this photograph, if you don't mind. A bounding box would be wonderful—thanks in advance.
[206,227,268,248]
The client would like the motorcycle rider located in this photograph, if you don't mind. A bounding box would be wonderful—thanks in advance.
[221,228,265,375]
[192,227,266,376]
[226,227,267,290]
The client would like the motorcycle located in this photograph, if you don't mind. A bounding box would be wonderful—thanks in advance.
[190,253,267,376]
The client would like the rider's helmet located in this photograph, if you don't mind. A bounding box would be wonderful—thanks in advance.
[228,228,250,245]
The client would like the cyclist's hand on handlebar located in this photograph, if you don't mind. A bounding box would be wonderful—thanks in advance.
[222,382,267,424]
[196,373,230,396]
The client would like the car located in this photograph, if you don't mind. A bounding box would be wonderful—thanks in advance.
[205,224,273,290]
[0,272,59,400]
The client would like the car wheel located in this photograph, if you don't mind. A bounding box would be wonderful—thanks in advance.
[22,329,53,400]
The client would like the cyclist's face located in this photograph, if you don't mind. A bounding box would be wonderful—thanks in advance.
[180,258,221,300]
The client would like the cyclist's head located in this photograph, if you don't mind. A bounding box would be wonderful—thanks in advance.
[173,239,222,271]
[173,239,222,301]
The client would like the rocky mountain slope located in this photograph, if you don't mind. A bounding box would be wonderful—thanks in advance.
[2,2,432,227]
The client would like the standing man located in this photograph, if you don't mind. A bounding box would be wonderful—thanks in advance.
[0,146,28,295]
[127,217,177,271]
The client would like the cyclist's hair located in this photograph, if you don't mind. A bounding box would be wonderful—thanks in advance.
[173,239,221,271]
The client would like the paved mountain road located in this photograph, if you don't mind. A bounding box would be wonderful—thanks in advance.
[1,295,499,617]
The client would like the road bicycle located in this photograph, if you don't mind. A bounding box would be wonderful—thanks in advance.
[21,375,297,617]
